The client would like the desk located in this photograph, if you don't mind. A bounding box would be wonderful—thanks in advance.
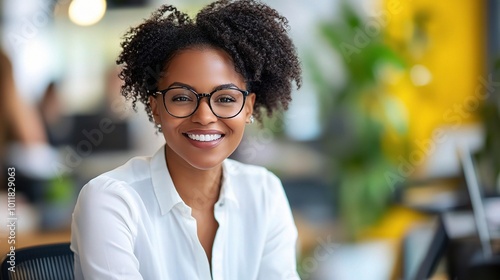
[1,229,71,256]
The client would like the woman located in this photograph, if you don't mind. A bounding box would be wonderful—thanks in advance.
[71,0,302,279]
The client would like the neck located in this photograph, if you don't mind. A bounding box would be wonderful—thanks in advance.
[164,146,222,211]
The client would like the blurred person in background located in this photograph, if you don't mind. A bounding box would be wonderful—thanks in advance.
[1,49,69,230]
[70,0,302,279]
[1,49,50,201]
[38,81,72,147]
[1,49,47,162]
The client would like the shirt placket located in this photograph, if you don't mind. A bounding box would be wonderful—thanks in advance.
[211,199,227,280]
[179,204,212,280]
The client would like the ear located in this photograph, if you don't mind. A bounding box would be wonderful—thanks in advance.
[149,96,161,124]
[244,93,256,120]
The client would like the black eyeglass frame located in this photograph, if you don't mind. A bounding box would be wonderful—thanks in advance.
[154,85,250,119]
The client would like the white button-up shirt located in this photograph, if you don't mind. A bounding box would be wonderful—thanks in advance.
[71,146,300,280]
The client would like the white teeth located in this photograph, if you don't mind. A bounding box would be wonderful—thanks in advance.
[187,134,222,142]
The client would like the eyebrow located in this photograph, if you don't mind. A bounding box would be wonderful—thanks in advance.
[164,82,242,92]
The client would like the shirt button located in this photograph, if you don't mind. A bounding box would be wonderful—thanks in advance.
[219,202,224,207]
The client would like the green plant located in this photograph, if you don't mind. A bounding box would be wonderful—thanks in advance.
[309,2,410,238]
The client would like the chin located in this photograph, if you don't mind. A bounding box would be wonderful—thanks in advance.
[165,138,237,171]
[185,156,226,171]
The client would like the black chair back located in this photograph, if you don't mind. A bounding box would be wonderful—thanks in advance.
[1,242,73,280]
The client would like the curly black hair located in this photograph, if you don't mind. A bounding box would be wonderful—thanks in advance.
[116,0,302,124]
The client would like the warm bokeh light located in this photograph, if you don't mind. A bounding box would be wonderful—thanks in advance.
[68,0,107,26]
[410,64,433,86]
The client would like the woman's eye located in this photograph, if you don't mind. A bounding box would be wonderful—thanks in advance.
[216,96,236,103]
[172,95,192,102]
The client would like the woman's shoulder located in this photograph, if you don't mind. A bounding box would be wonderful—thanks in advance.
[72,158,150,237]
[74,157,152,224]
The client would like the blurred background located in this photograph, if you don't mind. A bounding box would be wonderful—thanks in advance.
[1,0,500,279]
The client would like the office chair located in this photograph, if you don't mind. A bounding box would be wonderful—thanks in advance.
[1,242,74,280]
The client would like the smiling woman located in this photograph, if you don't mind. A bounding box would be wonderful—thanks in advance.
[70,0,302,279]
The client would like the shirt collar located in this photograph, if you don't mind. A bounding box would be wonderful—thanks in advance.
[221,159,240,209]
[150,146,183,215]
[150,145,240,214]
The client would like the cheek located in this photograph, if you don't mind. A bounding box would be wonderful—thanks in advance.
[225,118,247,138]
[159,115,182,139]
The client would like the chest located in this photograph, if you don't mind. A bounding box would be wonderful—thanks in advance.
[144,205,267,279]
[192,209,219,262]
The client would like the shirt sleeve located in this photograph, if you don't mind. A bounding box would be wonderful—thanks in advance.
[257,172,301,280]
[71,177,143,280]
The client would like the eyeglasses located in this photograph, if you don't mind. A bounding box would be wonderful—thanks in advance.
[154,85,250,119]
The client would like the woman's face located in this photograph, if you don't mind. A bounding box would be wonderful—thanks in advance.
[150,47,255,171]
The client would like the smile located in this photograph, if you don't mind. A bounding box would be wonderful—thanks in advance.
[186,134,223,142]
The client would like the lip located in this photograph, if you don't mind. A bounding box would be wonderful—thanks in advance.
[184,129,225,135]
[183,129,225,149]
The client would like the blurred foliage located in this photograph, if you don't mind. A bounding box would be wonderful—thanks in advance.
[310,2,411,239]
[45,175,74,203]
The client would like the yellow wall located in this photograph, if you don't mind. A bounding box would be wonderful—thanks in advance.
[384,0,486,144]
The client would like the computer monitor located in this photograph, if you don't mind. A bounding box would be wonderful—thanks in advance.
[457,145,493,258]
[69,114,131,152]
[407,145,499,280]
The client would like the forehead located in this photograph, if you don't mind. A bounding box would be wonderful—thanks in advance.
[158,47,245,90]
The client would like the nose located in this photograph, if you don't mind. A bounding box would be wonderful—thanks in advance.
[191,98,217,125]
